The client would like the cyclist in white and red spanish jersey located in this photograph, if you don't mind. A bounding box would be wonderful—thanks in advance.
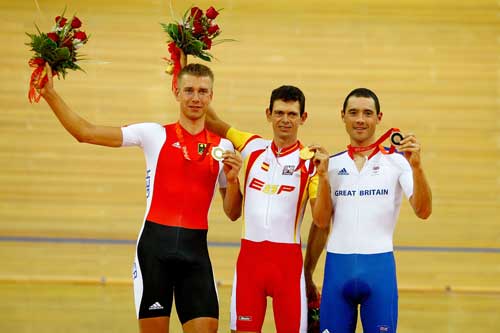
[38,63,243,333]
[306,88,432,333]
[206,85,322,333]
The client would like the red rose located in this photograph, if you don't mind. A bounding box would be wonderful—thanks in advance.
[47,32,59,42]
[202,36,212,50]
[190,7,203,20]
[206,6,219,19]
[71,16,82,29]
[55,16,67,27]
[74,31,87,41]
[192,21,204,35]
[208,24,219,35]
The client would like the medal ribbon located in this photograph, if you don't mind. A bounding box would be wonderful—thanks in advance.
[347,127,401,159]
[175,122,220,174]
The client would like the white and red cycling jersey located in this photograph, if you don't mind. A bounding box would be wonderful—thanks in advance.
[227,127,318,333]
[227,127,318,244]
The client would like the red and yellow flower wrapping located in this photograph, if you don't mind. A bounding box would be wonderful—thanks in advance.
[26,11,89,103]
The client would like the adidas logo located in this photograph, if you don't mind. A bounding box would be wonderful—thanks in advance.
[172,142,181,149]
[338,168,349,175]
[148,302,164,310]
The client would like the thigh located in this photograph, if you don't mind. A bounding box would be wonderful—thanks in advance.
[232,248,267,332]
[135,230,174,319]
[320,252,358,333]
[360,252,398,333]
[174,251,219,324]
[272,246,306,333]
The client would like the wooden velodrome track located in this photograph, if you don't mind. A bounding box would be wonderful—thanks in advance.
[0,0,499,332]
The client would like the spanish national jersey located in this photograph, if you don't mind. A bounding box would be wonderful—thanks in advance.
[121,122,233,230]
[227,127,318,244]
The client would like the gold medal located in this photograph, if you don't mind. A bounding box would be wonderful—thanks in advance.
[299,147,314,160]
[211,146,225,161]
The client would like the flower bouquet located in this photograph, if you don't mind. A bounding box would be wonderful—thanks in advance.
[26,11,89,103]
[161,5,232,90]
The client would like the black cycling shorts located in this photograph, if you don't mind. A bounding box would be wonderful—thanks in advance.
[133,221,219,323]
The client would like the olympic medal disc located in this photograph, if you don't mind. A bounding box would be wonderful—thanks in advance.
[390,132,404,146]
[211,147,225,161]
[299,147,314,160]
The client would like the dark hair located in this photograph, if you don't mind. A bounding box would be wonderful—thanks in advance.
[342,88,380,114]
[269,85,306,115]
[178,63,214,84]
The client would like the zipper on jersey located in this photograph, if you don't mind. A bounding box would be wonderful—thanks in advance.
[264,148,279,231]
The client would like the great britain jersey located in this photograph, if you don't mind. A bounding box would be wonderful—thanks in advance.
[121,122,233,230]
[326,150,413,254]
[226,127,318,244]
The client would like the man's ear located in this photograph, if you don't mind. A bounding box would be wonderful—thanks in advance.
[341,110,345,123]
[266,108,272,122]
[377,112,383,123]
[300,112,308,124]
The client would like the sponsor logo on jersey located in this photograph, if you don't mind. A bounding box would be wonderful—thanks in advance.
[338,167,349,175]
[377,325,390,332]
[172,141,181,149]
[282,165,295,175]
[238,315,253,322]
[248,177,295,195]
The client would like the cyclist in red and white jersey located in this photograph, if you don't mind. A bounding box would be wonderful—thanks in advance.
[206,85,323,333]
[37,63,243,333]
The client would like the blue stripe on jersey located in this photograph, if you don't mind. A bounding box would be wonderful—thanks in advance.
[331,150,348,158]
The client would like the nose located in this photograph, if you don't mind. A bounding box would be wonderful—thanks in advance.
[355,113,365,123]
[280,114,291,123]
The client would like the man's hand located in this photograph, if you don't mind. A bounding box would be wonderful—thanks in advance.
[38,63,55,98]
[309,144,330,177]
[180,49,187,68]
[397,133,422,169]
[222,151,242,183]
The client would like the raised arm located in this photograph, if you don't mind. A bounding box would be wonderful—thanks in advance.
[205,106,232,138]
[398,133,432,219]
[39,64,123,147]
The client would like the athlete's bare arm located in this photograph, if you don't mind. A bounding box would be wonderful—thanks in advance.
[219,151,243,221]
[309,144,333,228]
[397,133,432,219]
[304,203,331,301]
[205,106,231,138]
[39,64,123,147]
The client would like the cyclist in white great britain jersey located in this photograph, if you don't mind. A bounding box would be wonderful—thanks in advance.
[305,88,432,333]
[206,86,324,333]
